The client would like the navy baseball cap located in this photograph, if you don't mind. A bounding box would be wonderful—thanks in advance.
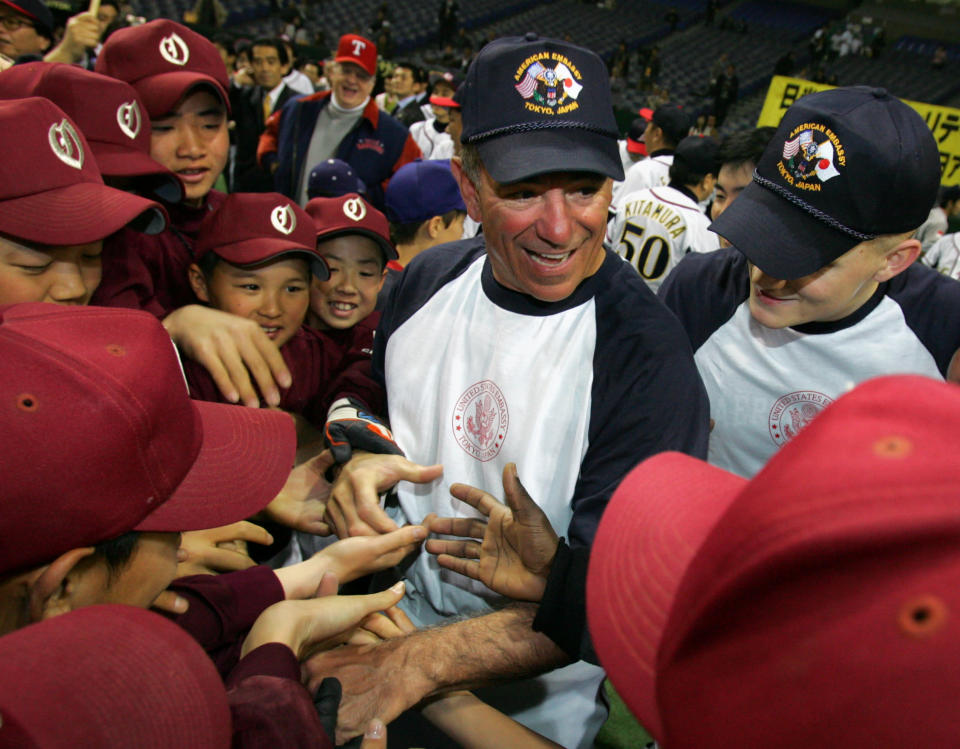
[651,103,690,147]
[385,160,466,224]
[673,135,720,176]
[460,33,623,184]
[306,158,367,199]
[711,86,941,280]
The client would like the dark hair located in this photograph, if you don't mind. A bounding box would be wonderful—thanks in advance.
[390,209,465,245]
[91,532,142,581]
[939,185,960,207]
[251,38,289,66]
[197,250,222,280]
[395,61,427,84]
[718,127,776,171]
[212,33,236,56]
[669,158,717,188]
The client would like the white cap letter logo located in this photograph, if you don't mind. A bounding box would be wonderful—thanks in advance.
[350,39,366,56]
[159,33,190,66]
[271,204,296,235]
[343,197,366,222]
[48,120,84,170]
[116,101,141,140]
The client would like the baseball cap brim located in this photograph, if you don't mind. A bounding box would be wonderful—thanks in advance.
[0,182,166,245]
[133,74,230,119]
[710,179,861,280]
[476,128,624,184]
[429,94,459,109]
[92,141,184,203]
[587,451,746,741]
[626,138,646,155]
[216,239,331,281]
[135,400,295,533]
[334,55,375,77]
[638,107,653,120]
[316,227,398,261]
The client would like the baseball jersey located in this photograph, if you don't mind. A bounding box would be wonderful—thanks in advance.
[916,205,949,252]
[374,238,708,748]
[922,232,960,280]
[659,247,960,478]
[408,118,454,160]
[613,149,672,209]
[607,184,720,291]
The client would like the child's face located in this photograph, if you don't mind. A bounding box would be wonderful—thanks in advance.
[197,257,310,348]
[0,235,101,305]
[310,235,386,330]
[150,89,229,207]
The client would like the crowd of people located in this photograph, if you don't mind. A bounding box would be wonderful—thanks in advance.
[1,0,960,747]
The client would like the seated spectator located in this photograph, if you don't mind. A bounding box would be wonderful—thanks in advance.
[0,0,54,59]
[917,184,960,252]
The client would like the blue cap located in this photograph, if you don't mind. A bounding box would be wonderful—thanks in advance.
[385,160,466,225]
[460,33,623,184]
[306,158,367,200]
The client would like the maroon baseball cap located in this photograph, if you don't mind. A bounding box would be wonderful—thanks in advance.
[306,193,397,262]
[95,19,231,119]
[0,605,231,747]
[0,63,183,202]
[195,193,329,280]
[0,97,166,245]
[588,375,960,747]
[0,303,296,576]
[334,33,377,77]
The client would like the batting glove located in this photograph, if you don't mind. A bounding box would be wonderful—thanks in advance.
[325,398,404,464]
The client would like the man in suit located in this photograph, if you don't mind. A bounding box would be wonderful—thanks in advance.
[231,37,298,191]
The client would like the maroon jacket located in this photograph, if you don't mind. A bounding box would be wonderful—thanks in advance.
[92,191,226,318]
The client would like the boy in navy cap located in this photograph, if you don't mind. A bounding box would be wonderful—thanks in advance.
[308,33,707,747]
[306,157,368,202]
[659,86,960,478]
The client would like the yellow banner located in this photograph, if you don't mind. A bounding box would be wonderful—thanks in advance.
[759,76,960,186]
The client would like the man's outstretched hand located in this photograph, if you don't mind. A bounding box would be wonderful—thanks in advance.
[425,463,559,601]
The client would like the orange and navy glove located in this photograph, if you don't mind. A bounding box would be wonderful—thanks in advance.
[324,397,404,464]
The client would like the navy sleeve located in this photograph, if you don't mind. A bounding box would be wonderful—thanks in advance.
[658,246,748,352]
[567,257,711,547]
[887,263,960,377]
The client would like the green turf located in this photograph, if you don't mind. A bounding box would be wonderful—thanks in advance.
[595,680,654,749]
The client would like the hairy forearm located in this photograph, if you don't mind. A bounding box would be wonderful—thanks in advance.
[415,604,572,695]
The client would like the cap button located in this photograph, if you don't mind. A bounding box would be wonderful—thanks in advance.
[524,32,538,41]
[872,88,889,99]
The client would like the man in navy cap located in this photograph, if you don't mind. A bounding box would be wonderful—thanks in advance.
[308,33,708,748]
[0,0,54,58]
[659,86,960,479]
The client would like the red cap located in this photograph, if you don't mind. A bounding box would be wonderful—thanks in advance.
[588,375,960,747]
[195,193,329,280]
[0,605,230,747]
[95,19,231,118]
[637,107,654,120]
[334,33,377,77]
[0,303,296,576]
[306,193,397,261]
[0,97,166,244]
[0,63,183,202]
[429,93,460,109]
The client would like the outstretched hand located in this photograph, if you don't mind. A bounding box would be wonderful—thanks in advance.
[425,463,559,602]
[263,450,337,535]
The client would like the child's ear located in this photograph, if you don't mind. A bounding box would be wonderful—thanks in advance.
[426,215,445,239]
[28,547,98,622]
[188,263,211,302]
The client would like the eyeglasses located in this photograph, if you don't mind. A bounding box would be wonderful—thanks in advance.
[0,15,35,31]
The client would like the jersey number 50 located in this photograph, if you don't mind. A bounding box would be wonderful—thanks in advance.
[619,223,670,280]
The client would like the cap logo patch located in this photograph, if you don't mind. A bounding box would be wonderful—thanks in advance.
[350,38,367,56]
[159,33,190,66]
[48,120,84,170]
[779,122,844,192]
[116,100,141,140]
[343,197,366,222]
[271,204,296,235]
[514,52,583,115]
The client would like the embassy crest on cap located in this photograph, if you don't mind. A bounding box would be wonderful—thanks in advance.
[270,204,296,235]
[779,121,845,191]
[514,51,584,115]
[343,197,367,222]
[159,33,190,66]
[48,119,84,170]
[116,100,142,140]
